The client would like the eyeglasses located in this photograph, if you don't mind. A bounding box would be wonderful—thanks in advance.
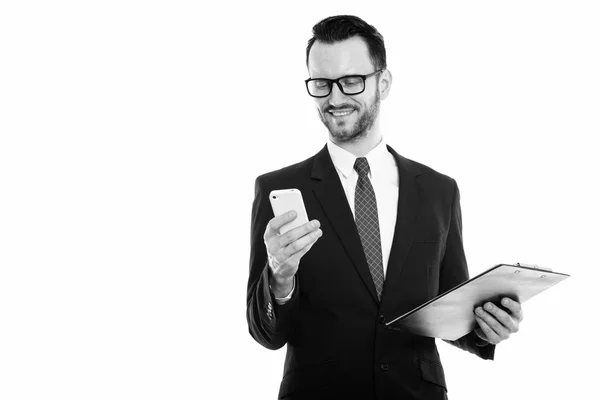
[305,70,383,98]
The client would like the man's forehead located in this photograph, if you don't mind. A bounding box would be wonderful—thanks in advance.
[307,36,374,78]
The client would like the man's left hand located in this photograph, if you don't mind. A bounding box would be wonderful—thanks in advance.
[474,297,523,345]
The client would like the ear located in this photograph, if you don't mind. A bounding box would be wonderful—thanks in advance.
[378,69,392,100]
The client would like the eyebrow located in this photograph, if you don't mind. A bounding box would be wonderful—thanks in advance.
[310,72,368,79]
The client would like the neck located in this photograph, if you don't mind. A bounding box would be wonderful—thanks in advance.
[330,121,383,157]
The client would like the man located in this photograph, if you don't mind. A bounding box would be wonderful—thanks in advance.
[247,15,523,400]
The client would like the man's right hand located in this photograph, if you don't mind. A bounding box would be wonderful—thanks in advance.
[263,211,322,297]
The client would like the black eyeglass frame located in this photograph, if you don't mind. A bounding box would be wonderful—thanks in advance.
[304,69,383,98]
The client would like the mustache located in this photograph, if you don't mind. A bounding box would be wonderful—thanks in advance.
[324,105,358,113]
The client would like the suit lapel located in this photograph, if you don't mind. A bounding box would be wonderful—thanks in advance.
[381,145,422,305]
[310,145,380,304]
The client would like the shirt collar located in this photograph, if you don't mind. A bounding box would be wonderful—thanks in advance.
[327,138,390,179]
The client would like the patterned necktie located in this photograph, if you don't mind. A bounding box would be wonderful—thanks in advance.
[354,157,384,301]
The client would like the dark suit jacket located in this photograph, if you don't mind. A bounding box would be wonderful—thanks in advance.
[247,145,495,400]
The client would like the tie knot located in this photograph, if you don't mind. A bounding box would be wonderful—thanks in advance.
[354,157,370,178]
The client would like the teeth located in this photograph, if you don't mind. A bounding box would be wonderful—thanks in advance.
[331,110,353,117]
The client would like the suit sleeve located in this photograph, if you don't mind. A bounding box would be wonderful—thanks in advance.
[440,179,495,360]
[246,176,300,350]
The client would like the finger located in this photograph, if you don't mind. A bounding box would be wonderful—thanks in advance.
[482,302,519,333]
[474,315,501,344]
[264,211,298,240]
[474,328,490,346]
[270,227,322,268]
[474,306,510,340]
[282,228,322,259]
[501,297,524,322]
[285,235,320,266]
[277,219,320,248]
[474,327,486,341]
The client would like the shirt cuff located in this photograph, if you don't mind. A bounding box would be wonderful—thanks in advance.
[272,277,295,305]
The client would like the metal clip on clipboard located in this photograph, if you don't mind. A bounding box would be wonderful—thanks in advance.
[514,262,553,272]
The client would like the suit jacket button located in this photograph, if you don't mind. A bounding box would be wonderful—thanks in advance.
[379,315,385,324]
[380,363,388,371]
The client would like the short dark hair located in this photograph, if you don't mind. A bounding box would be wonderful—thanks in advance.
[306,15,387,71]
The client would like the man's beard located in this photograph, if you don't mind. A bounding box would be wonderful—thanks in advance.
[319,90,381,144]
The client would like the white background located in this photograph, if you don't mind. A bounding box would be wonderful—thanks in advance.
[1,1,598,399]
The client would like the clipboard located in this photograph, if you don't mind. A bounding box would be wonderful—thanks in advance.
[385,263,570,340]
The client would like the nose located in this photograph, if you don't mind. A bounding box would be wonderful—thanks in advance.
[328,82,348,107]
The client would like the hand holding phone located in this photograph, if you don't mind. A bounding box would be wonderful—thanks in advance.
[264,189,322,295]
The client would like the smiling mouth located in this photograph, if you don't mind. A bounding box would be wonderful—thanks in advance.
[329,109,355,117]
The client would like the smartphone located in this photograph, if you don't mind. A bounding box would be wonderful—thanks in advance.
[269,189,310,235]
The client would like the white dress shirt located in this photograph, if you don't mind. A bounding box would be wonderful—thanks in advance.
[326,139,399,278]
[272,138,399,304]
